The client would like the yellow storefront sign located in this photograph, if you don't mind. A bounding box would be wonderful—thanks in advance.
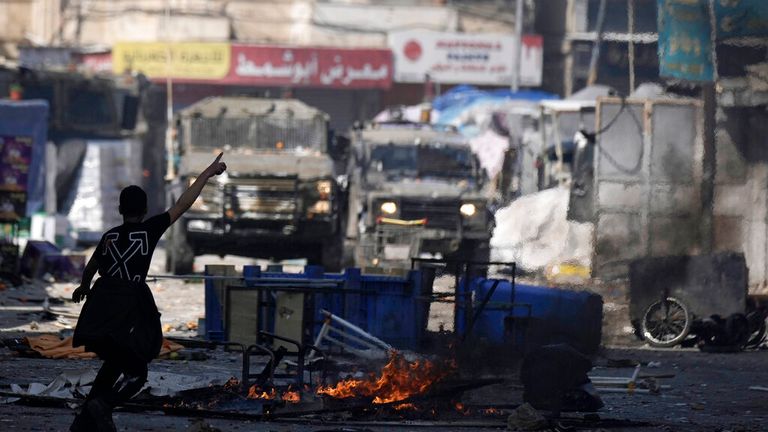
[113,42,230,80]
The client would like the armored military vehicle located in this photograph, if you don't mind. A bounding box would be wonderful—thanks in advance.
[347,122,492,268]
[167,97,347,274]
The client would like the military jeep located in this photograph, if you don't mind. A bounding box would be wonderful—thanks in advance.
[347,122,492,268]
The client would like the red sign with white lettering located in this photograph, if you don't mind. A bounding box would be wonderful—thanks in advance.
[227,44,392,89]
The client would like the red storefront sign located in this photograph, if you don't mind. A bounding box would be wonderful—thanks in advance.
[227,44,392,89]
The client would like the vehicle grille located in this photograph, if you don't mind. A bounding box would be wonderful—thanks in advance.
[227,178,297,218]
[399,199,460,230]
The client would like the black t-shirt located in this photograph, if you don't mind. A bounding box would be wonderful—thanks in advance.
[95,212,172,282]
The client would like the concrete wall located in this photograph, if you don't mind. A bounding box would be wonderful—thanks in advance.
[0,0,61,49]
[714,107,768,294]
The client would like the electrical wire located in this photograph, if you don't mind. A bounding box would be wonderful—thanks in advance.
[592,96,646,176]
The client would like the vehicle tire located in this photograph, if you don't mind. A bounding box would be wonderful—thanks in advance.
[641,297,692,348]
[320,237,344,272]
[168,222,195,275]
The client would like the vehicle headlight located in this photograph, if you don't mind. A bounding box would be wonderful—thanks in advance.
[187,220,213,232]
[380,201,397,215]
[317,180,332,198]
[460,203,477,217]
[309,200,331,214]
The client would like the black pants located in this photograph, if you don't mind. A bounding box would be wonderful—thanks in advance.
[87,339,149,407]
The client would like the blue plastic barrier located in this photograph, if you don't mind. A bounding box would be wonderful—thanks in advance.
[205,265,427,349]
[471,279,603,354]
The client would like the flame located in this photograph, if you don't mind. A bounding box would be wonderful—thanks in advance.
[247,385,277,400]
[483,408,502,415]
[393,403,417,411]
[316,351,453,404]
[282,390,301,403]
[455,402,470,416]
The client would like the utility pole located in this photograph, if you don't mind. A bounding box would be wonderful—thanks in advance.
[587,0,607,86]
[164,0,176,181]
[700,0,718,254]
[512,0,524,91]
[628,0,636,92]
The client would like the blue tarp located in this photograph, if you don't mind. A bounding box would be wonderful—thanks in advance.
[432,85,556,112]
[0,100,49,216]
[433,85,557,131]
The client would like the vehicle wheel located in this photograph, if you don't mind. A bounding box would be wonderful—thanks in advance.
[320,237,344,272]
[168,222,195,275]
[641,297,692,348]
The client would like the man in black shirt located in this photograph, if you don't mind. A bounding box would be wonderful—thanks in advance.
[69,153,226,431]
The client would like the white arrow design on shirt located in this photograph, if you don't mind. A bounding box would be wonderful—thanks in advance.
[104,231,149,281]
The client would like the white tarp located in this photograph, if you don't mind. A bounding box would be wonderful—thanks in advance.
[2,369,232,403]
[66,139,142,242]
[491,187,594,272]
[469,128,508,179]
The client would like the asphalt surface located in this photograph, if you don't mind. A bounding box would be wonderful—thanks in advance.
[0,246,766,431]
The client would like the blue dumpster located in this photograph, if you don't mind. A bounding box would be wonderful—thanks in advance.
[472,279,603,354]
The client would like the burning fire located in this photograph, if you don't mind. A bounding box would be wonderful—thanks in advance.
[454,402,470,415]
[316,351,453,404]
[393,403,417,411]
[247,385,301,403]
[247,386,277,400]
[282,388,301,404]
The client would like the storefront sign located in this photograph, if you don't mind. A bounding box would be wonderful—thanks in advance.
[658,0,714,82]
[78,52,114,73]
[112,42,230,80]
[714,0,768,40]
[520,35,543,87]
[227,45,392,89]
[388,30,543,86]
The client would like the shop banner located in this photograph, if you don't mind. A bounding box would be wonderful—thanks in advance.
[714,0,768,40]
[0,135,32,222]
[657,0,714,82]
[112,42,230,80]
[228,45,392,89]
[520,34,543,87]
[388,30,543,86]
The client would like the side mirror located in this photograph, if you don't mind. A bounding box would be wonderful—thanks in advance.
[121,94,140,130]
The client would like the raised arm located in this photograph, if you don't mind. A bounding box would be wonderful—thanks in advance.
[168,152,227,224]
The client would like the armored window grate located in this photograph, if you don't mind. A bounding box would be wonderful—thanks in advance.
[188,116,326,151]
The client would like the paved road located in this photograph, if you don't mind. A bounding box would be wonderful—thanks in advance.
[1,247,766,431]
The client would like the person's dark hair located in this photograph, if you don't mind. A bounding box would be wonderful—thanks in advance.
[119,185,147,218]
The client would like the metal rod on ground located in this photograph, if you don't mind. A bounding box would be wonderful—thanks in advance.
[321,309,393,352]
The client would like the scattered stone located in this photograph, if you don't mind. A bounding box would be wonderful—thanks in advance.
[507,403,549,431]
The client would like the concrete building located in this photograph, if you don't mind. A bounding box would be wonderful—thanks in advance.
[0,0,523,131]
[535,0,658,97]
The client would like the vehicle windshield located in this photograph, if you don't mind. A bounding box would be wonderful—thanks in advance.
[369,143,476,181]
